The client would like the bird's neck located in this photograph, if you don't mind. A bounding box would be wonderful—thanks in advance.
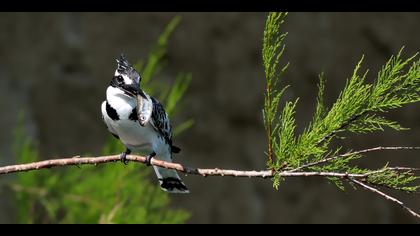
[106,86,136,117]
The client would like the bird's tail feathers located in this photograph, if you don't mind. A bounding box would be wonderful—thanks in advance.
[153,166,189,194]
[158,177,189,194]
[171,145,181,154]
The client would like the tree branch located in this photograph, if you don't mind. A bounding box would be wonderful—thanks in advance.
[0,154,368,178]
[348,178,420,219]
[1,153,419,219]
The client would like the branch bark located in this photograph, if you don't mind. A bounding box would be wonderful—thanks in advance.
[0,152,419,219]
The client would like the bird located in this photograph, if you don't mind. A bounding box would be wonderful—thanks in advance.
[101,54,189,193]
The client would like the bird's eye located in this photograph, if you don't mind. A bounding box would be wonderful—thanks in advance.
[117,75,124,83]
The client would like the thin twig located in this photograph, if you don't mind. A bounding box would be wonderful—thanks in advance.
[290,146,420,172]
[348,146,420,155]
[0,154,369,179]
[348,178,420,219]
[361,167,420,177]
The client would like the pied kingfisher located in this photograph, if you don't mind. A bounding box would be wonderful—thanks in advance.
[101,54,189,193]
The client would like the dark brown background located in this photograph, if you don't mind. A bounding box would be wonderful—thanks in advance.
[0,12,419,223]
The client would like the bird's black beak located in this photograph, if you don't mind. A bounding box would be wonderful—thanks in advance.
[122,81,140,97]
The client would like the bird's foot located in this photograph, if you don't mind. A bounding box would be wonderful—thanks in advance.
[145,152,156,166]
[120,149,131,165]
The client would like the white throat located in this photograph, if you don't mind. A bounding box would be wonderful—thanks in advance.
[106,86,136,118]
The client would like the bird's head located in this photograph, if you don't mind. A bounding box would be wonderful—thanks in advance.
[110,54,141,97]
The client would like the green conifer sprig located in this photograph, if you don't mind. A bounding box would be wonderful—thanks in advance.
[262,12,289,165]
[263,12,420,195]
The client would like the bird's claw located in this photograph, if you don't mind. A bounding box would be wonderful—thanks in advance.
[120,149,131,165]
[145,152,156,166]
[120,153,128,165]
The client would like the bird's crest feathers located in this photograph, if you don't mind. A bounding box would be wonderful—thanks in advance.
[116,54,141,84]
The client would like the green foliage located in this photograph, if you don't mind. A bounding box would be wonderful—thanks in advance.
[262,12,289,164]
[10,16,191,224]
[273,99,298,168]
[367,167,419,193]
[165,73,192,116]
[262,12,420,193]
[12,112,42,223]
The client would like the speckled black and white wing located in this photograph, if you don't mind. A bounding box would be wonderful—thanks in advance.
[149,97,174,148]
[148,96,187,193]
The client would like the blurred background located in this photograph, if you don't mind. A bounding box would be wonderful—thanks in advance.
[0,12,419,223]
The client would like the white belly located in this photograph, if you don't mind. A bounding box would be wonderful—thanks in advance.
[114,119,155,153]
[101,99,169,156]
